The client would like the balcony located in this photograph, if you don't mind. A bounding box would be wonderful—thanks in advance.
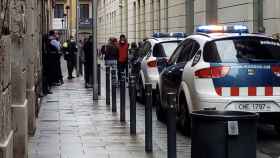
[79,18,92,29]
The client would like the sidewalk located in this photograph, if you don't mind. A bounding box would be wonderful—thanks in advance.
[28,72,191,158]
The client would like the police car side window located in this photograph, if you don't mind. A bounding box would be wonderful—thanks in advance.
[143,42,152,56]
[188,42,200,61]
[176,40,194,63]
[169,43,184,64]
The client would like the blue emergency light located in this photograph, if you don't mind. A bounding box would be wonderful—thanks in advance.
[196,25,249,34]
[152,32,188,38]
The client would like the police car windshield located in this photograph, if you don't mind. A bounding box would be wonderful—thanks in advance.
[204,37,280,63]
[153,41,180,58]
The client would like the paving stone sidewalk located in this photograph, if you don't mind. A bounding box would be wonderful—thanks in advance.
[28,72,192,158]
[28,64,280,158]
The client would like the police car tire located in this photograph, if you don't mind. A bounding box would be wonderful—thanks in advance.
[275,125,280,134]
[136,77,145,104]
[155,88,165,122]
[179,95,191,137]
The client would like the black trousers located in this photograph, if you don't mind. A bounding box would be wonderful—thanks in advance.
[84,62,93,84]
[118,62,128,80]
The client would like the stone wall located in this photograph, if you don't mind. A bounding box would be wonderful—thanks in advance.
[0,0,46,157]
[97,0,280,45]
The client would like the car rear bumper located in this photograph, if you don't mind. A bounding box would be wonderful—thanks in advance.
[193,98,280,124]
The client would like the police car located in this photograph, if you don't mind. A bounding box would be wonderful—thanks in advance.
[157,25,280,135]
[136,32,187,102]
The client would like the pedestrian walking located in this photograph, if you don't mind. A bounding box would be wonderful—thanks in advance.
[65,36,78,80]
[83,36,93,88]
[118,34,129,80]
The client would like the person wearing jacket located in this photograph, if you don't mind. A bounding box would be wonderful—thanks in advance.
[118,34,129,80]
[65,36,78,79]
[105,37,119,68]
[83,36,93,88]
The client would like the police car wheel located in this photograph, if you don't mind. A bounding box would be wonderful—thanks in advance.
[179,95,191,137]
[136,77,145,104]
[155,88,165,122]
[275,125,280,134]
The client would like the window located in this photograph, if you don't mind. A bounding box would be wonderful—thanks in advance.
[204,37,280,63]
[54,4,64,18]
[80,4,89,19]
[169,43,185,64]
[139,41,152,57]
[176,39,200,63]
[153,41,180,58]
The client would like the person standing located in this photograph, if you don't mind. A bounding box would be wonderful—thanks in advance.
[83,36,93,88]
[47,30,61,87]
[105,37,119,76]
[118,34,129,80]
[65,36,78,79]
[129,42,139,75]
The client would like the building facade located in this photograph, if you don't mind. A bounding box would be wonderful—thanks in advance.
[52,0,93,41]
[0,0,52,157]
[97,0,280,47]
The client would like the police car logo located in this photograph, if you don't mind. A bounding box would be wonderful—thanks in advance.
[248,69,256,76]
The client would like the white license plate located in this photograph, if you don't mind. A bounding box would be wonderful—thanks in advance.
[234,102,273,112]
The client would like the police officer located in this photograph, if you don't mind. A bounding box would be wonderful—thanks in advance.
[47,30,61,86]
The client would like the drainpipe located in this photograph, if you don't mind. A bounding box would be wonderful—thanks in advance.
[206,0,217,25]
[253,0,264,33]
[185,0,194,34]
[165,0,168,32]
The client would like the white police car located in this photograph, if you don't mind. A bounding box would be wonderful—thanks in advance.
[136,32,186,102]
[158,25,280,135]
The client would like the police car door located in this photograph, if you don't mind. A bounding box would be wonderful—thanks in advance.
[161,39,194,108]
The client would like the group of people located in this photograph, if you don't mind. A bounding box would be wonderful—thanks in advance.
[42,31,141,94]
[101,34,130,82]
[42,30,79,95]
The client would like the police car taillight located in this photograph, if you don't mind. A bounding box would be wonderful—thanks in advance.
[147,60,157,67]
[272,66,280,77]
[195,66,230,78]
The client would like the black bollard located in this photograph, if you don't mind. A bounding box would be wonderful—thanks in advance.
[111,69,117,112]
[106,66,110,106]
[120,72,126,122]
[167,93,177,158]
[97,64,101,96]
[130,76,137,135]
[145,83,153,153]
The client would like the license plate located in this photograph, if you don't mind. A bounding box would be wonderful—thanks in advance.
[234,102,273,112]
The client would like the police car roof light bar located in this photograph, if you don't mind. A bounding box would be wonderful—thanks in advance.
[152,32,188,38]
[196,25,249,34]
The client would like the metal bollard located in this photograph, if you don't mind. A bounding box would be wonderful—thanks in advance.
[167,93,177,158]
[97,64,101,96]
[145,83,153,153]
[130,76,137,135]
[106,66,110,106]
[120,72,126,122]
[111,69,117,112]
